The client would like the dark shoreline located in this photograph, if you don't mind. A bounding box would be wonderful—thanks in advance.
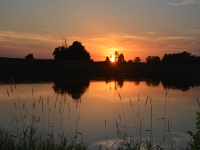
[1,57,200,77]
[1,57,200,92]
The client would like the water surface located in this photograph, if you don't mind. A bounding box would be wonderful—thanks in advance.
[0,76,200,149]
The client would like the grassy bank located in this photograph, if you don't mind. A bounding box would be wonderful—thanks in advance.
[1,57,200,76]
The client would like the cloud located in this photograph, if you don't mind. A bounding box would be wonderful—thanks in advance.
[141,32,157,35]
[182,28,200,35]
[0,30,62,58]
[167,0,200,6]
[0,30,60,43]
[107,33,148,40]
[89,33,148,44]
[154,36,200,56]
[159,36,194,40]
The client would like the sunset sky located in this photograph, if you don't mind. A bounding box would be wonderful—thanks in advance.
[0,0,200,61]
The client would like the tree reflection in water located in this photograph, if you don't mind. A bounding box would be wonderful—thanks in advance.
[51,75,200,99]
[104,76,200,92]
[146,79,160,87]
[105,78,125,90]
[52,79,90,100]
[144,76,200,91]
[161,77,200,92]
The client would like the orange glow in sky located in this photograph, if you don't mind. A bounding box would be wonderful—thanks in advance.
[0,0,200,61]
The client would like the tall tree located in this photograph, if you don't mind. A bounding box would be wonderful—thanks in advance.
[114,51,126,62]
[52,41,91,61]
[118,54,125,62]
[114,51,119,62]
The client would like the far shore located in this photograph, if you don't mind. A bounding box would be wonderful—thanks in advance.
[1,57,200,77]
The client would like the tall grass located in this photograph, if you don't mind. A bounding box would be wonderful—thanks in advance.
[187,111,200,150]
[1,81,88,150]
[109,92,179,150]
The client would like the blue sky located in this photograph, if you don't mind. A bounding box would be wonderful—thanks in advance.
[0,0,200,61]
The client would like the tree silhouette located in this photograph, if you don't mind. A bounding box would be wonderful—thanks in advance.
[162,51,200,64]
[146,56,161,63]
[105,56,110,62]
[118,54,125,62]
[67,41,91,61]
[114,51,126,62]
[52,41,91,61]
[52,46,66,60]
[114,51,119,62]
[127,60,133,63]
[133,57,141,63]
[25,53,34,60]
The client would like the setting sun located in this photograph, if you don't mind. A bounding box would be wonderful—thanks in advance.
[110,57,115,62]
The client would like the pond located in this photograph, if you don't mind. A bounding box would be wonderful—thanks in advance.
[0,75,200,149]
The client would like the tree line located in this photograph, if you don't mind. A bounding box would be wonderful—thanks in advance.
[144,51,200,64]
[25,40,200,64]
[105,51,200,64]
